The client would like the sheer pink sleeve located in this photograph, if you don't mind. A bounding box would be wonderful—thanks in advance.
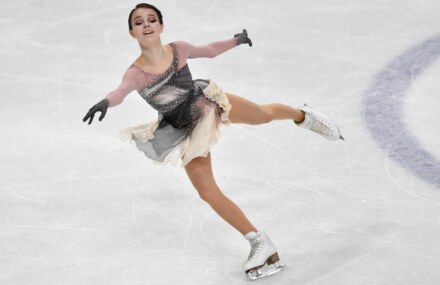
[174,38,238,60]
[105,67,144,107]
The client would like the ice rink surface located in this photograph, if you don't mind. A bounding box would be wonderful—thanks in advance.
[1,0,440,284]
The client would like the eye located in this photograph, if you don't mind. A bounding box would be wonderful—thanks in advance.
[148,18,157,23]
[135,21,142,26]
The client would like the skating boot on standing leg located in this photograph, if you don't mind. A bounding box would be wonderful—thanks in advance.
[243,232,287,281]
[295,104,344,140]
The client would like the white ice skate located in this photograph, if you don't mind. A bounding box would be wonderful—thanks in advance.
[296,104,344,141]
[243,232,287,281]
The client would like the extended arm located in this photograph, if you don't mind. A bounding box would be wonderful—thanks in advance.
[105,68,140,107]
[83,68,142,124]
[177,29,252,59]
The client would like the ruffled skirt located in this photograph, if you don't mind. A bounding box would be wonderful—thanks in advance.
[120,80,231,167]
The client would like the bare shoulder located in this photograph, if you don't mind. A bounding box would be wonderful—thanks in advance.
[172,41,195,59]
[172,40,195,51]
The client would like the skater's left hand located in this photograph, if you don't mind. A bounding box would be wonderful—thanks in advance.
[234,29,252,47]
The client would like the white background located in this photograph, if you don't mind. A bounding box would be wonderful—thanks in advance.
[1,0,440,284]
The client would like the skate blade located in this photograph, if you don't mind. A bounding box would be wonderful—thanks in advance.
[246,262,287,281]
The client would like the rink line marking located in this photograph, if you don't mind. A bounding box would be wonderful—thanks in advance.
[183,196,197,248]
[303,224,440,253]
[383,146,440,205]
[232,125,296,160]
[306,231,402,284]
[1,192,52,207]
[221,235,245,282]
[0,269,23,281]
[231,174,336,200]
[0,224,107,234]
[362,33,440,188]
[0,173,163,192]
[199,212,215,245]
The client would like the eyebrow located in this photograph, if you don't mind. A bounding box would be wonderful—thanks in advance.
[133,14,157,20]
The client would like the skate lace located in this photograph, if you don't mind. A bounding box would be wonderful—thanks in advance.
[310,114,335,137]
[248,240,265,260]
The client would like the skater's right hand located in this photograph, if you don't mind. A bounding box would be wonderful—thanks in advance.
[83,99,109,125]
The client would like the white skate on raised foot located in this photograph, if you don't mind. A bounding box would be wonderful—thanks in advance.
[296,104,344,141]
[243,232,287,281]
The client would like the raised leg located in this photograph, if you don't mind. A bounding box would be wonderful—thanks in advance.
[226,93,305,125]
[184,153,257,235]
[226,93,344,140]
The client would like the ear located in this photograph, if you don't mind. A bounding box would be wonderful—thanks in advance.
[159,24,164,34]
[129,30,135,38]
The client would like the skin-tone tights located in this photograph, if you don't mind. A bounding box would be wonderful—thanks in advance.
[184,93,304,235]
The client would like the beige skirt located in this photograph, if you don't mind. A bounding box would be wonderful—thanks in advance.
[120,80,231,167]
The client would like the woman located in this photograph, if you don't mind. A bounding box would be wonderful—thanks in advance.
[83,3,343,280]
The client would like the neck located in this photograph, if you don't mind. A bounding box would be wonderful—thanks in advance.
[138,41,167,66]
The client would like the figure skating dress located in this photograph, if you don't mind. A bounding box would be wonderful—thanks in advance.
[104,40,237,166]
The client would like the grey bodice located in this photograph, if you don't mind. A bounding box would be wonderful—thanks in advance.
[135,43,206,132]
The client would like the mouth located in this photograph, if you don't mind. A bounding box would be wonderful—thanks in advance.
[143,31,154,35]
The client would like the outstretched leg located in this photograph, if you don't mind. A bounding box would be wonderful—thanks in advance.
[185,153,257,235]
[226,93,304,125]
[226,93,344,140]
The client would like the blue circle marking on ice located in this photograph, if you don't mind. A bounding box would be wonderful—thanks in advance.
[362,34,440,188]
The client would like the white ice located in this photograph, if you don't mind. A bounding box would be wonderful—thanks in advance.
[1,0,440,284]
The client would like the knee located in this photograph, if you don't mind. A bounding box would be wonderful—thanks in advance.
[260,107,274,124]
[198,190,213,203]
[197,188,220,204]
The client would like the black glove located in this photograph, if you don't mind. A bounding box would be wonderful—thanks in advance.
[83,99,109,125]
[234,29,252,47]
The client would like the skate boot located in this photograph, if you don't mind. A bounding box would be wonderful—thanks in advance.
[243,232,287,281]
[296,104,344,141]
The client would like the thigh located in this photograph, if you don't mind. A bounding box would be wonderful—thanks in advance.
[226,93,268,125]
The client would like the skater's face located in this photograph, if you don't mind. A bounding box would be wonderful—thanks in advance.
[129,8,163,44]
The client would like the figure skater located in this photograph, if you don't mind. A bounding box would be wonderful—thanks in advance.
[83,3,343,281]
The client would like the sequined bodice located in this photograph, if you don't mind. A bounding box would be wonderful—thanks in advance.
[136,43,198,115]
[134,43,204,131]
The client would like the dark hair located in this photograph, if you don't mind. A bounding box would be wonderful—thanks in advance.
[128,3,163,30]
